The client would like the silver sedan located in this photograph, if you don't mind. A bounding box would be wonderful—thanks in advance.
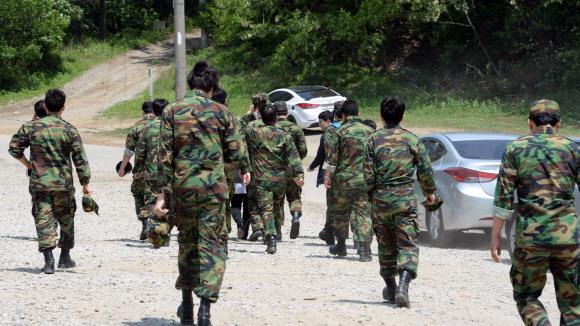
[415,132,580,247]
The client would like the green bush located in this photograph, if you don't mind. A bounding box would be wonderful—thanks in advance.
[0,0,70,90]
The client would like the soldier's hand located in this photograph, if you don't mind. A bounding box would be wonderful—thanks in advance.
[324,178,332,189]
[154,194,169,218]
[242,173,251,186]
[82,184,92,195]
[294,178,304,187]
[118,169,126,177]
[490,236,502,263]
[426,193,436,204]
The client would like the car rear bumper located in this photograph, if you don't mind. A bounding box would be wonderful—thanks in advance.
[441,182,495,230]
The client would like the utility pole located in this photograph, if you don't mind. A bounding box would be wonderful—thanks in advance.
[173,0,187,100]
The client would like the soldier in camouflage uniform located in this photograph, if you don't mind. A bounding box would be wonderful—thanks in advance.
[364,97,436,308]
[134,99,172,248]
[245,104,304,254]
[9,89,92,274]
[326,100,374,262]
[491,99,579,326]
[152,62,250,326]
[242,93,269,242]
[319,101,344,245]
[118,101,155,241]
[274,101,308,239]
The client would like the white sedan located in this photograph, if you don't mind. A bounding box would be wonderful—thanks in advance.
[268,86,346,129]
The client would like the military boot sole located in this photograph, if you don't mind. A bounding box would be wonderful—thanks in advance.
[289,220,300,239]
[395,292,411,308]
[329,247,347,257]
[177,303,194,325]
[266,247,277,254]
[58,261,77,269]
[248,231,264,242]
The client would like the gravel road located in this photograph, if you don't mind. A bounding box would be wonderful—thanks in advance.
[0,132,561,326]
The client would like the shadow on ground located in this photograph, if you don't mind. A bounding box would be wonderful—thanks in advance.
[122,317,177,325]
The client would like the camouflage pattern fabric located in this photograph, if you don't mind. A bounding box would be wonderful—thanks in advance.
[364,126,436,279]
[529,99,560,117]
[241,119,265,231]
[510,245,579,325]
[251,93,270,110]
[494,126,579,247]
[155,90,249,302]
[125,116,154,179]
[244,124,304,236]
[322,122,341,231]
[143,187,173,248]
[9,115,91,191]
[134,117,162,222]
[278,118,308,214]
[334,192,373,243]
[31,190,76,252]
[328,117,373,242]
[494,125,579,324]
[131,179,147,221]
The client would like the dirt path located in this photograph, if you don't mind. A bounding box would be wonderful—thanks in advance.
[0,31,200,144]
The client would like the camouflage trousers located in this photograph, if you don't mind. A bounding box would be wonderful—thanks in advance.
[131,178,147,221]
[256,179,286,237]
[324,187,337,231]
[247,181,263,231]
[174,195,227,303]
[511,245,580,326]
[371,189,419,279]
[333,190,373,243]
[285,178,302,213]
[141,186,174,248]
[30,190,76,252]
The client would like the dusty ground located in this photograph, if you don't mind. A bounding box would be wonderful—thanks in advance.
[0,133,562,326]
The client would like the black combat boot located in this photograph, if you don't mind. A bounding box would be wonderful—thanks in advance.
[42,250,55,274]
[289,211,301,239]
[353,240,360,254]
[198,297,212,326]
[177,289,194,325]
[139,219,147,241]
[275,223,282,241]
[395,270,413,308]
[58,249,76,268]
[248,229,264,242]
[358,242,372,262]
[329,238,347,256]
[382,278,397,303]
[265,235,277,254]
[318,227,335,245]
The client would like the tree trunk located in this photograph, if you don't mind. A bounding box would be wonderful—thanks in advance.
[99,0,107,40]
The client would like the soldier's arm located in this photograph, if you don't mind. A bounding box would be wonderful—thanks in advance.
[8,124,32,169]
[575,143,580,190]
[363,137,376,197]
[415,140,436,196]
[70,127,91,186]
[155,109,174,195]
[286,137,304,181]
[294,127,308,160]
[492,145,517,220]
[222,110,251,175]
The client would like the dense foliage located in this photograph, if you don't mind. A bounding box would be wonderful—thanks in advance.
[0,0,70,90]
[203,0,580,97]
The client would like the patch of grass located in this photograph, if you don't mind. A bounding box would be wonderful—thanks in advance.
[104,51,580,137]
[0,31,169,106]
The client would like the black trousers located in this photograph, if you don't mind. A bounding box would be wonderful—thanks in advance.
[231,194,250,235]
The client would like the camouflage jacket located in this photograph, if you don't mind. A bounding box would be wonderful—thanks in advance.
[244,124,304,183]
[494,126,579,246]
[277,118,308,159]
[135,116,162,191]
[323,121,341,165]
[364,125,436,196]
[154,90,250,200]
[126,115,154,179]
[328,117,373,190]
[9,115,91,191]
[239,112,257,130]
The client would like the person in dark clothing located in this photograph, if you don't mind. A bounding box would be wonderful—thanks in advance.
[231,170,251,239]
[308,111,334,187]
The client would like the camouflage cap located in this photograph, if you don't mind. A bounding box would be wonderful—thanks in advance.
[421,195,444,212]
[273,101,288,115]
[529,99,560,117]
[82,195,100,215]
[252,93,270,110]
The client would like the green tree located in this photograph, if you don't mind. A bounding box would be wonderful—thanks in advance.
[0,0,70,90]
